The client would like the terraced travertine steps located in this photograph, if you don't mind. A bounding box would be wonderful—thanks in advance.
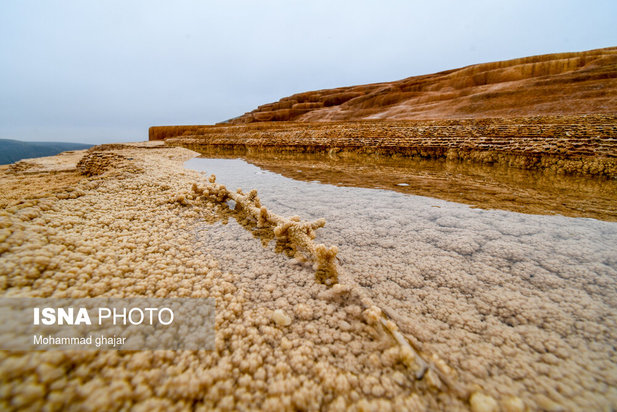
[150,115,617,177]
[225,47,617,123]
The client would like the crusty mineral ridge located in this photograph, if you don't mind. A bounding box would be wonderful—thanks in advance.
[227,47,617,123]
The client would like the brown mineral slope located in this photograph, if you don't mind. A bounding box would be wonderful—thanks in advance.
[149,49,617,178]
[228,47,617,123]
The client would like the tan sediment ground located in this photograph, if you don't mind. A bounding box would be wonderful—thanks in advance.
[1,144,616,411]
[0,144,458,411]
[0,151,88,209]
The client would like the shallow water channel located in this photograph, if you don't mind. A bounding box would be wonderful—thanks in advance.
[185,152,617,409]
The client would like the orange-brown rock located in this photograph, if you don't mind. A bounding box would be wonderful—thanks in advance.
[152,115,617,177]
[149,48,617,176]
[226,47,617,123]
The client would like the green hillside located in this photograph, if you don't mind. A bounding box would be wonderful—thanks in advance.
[0,139,92,165]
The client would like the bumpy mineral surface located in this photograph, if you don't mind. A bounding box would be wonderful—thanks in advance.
[1,142,616,411]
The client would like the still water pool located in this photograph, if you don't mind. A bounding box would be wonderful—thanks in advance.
[185,153,617,409]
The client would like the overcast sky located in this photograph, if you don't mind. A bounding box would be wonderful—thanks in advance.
[1,0,615,143]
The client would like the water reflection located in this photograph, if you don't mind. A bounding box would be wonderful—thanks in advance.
[186,147,617,221]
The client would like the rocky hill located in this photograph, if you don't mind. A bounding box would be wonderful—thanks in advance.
[227,47,617,123]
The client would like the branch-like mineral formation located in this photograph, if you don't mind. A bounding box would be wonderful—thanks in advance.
[192,176,339,286]
[188,175,485,404]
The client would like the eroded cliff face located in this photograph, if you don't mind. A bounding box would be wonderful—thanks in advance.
[226,47,617,123]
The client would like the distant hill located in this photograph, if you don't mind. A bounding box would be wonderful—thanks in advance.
[0,139,92,165]
[227,47,617,123]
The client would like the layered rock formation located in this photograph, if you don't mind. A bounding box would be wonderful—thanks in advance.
[150,48,617,177]
[155,115,617,177]
[227,47,617,123]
